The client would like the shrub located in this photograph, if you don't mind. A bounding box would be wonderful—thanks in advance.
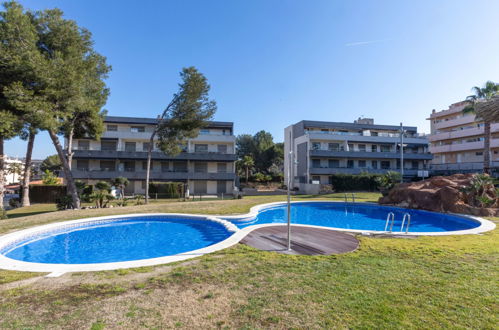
[149,182,183,198]
[328,173,382,192]
[0,209,7,220]
[29,185,67,203]
[55,195,73,210]
[95,181,111,192]
[8,197,20,209]
[41,170,59,185]
[375,171,402,196]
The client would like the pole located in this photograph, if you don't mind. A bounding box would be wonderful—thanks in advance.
[400,122,404,182]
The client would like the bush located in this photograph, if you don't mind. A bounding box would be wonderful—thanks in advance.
[0,209,7,220]
[8,197,20,209]
[41,170,59,185]
[55,195,73,210]
[149,182,184,198]
[328,173,382,192]
[375,171,402,196]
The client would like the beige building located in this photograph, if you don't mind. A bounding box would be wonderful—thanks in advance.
[428,101,499,175]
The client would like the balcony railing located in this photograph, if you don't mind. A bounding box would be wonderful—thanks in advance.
[72,170,236,180]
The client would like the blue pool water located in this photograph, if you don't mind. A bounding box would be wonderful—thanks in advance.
[2,217,232,264]
[226,202,480,233]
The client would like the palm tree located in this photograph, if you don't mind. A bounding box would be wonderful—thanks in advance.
[241,155,255,183]
[7,162,23,184]
[463,81,499,174]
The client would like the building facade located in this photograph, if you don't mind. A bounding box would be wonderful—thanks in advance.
[284,118,431,190]
[428,101,499,175]
[69,116,237,195]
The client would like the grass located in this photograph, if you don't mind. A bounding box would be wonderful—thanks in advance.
[0,195,497,328]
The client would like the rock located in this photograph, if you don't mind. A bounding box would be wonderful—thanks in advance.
[379,174,499,216]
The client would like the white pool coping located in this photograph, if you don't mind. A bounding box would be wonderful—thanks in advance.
[0,201,495,274]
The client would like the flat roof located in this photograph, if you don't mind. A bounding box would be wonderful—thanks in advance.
[299,120,418,132]
[104,116,233,128]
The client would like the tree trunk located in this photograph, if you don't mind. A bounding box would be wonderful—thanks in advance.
[66,125,74,170]
[0,137,4,210]
[483,121,491,174]
[21,130,36,207]
[145,132,156,204]
[246,167,249,183]
[48,129,80,209]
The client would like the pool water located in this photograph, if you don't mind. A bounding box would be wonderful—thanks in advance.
[2,217,232,264]
[227,202,480,233]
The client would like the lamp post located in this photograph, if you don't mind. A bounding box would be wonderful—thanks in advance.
[286,148,292,251]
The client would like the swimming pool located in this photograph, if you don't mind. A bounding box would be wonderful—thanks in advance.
[0,202,494,273]
[223,202,486,233]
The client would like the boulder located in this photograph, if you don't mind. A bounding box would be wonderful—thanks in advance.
[379,174,499,217]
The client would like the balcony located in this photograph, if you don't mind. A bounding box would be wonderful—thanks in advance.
[72,170,236,181]
[434,114,475,130]
[428,123,499,142]
[309,167,420,176]
[306,132,428,145]
[73,149,237,162]
[309,149,433,160]
[429,138,499,153]
[431,161,499,172]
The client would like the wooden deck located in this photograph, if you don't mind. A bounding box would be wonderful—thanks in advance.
[240,225,359,255]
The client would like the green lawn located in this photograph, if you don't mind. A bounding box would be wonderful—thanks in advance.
[0,195,497,329]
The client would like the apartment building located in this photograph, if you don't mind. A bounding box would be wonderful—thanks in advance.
[284,118,431,191]
[70,116,237,195]
[428,101,499,175]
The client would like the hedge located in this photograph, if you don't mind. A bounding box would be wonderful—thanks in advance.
[329,174,381,192]
[149,182,184,198]
[29,185,67,203]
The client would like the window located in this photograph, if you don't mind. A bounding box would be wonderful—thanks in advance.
[371,160,378,169]
[396,160,401,169]
[347,160,354,168]
[412,161,419,169]
[217,163,227,173]
[381,161,390,169]
[123,161,135,172]
[312,159,321,168]
[100,160,115,171]
[328,143,339,151]
[476,152,483,156]
[328,159,339,168]
[371,145,377,152]
[348,144,354,151]
[77,140,89,150]
[217,144,227,154]
[76,160,89,171]
[195,144,208,153]
[199,129,210,135]
[358,144,366,152]
[194,162,208,173]
[311,176,320,183]
[141,181,146,189]
[161,162,169,172]
[173,162,187,172]
[371,132,379,136]
[106,125,118,132]
[101,140,117,151]
[130,126,145,133]
[142,161,153,171]
[312,142,321,150]
[380,145,391,152]
[358,160,366,168]
[143,142,151,151]
[125,142,136,152]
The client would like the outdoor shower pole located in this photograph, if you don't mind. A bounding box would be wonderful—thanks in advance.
[286,132,293,251]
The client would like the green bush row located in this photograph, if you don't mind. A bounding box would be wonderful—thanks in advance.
[149,182,184,198]
[329,174,382,192]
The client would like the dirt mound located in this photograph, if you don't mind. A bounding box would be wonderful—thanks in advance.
[378,174,499,217]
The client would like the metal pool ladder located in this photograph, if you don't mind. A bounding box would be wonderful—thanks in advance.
[384,212,395,232]
[343,193,356,203]
[400,213,411,234]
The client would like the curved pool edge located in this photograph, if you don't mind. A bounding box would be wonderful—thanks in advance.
[220,201,497,236]
[0,202,495,274]
[0,213,241,273]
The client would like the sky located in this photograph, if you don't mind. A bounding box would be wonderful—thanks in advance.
[5,0,499,159]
